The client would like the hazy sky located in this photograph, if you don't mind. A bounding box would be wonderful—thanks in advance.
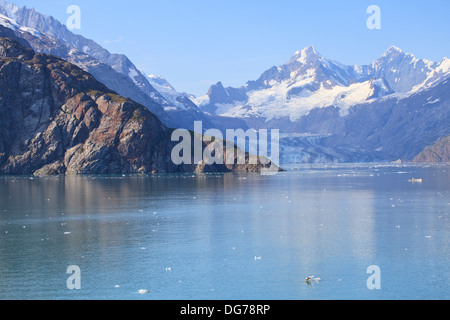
[10,0,450,96]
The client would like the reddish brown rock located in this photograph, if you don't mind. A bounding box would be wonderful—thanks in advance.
[0,37,277,175]
[413,136,450,163]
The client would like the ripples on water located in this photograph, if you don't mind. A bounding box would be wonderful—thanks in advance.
[0,164,449,300]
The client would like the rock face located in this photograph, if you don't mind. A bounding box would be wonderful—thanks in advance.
[0,3,219,132]
[0,18,172,127]
[413,136,450,163]
[0,38,275,175]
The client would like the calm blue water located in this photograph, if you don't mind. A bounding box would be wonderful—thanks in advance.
[0,164,448,300]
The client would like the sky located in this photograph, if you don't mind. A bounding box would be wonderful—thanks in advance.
[9,0,450,96]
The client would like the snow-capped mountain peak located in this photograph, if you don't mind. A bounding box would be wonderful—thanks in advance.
[370,46,443,93]
[290,45,322,64]
[147,74,202,112]
[196,45,449,129]
[383,45,403,57]
[0,0,18,16]
[0,13,19,29]
[147,74,176,90]
[437,57,450,73]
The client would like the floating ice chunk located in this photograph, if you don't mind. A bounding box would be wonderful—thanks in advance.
[305,276,321,284]
[138,289,149,294]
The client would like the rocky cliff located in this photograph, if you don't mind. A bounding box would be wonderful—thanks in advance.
[0,37,275,175]
[413,135,450,163]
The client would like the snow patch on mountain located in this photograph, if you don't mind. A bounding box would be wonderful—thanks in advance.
[0,13,42,38]
[0,0,17,16]
[197,45,449,129]
[0,13,18,29]
[193,95,210,109]
[128,67,141,86]
[148,74,200,111]
[409,57,450,93]
[216,78,391,121]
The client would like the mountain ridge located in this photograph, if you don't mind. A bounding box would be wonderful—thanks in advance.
[195,45,450,127]
[1,0,449,165]
[413,135,450,163]
[0,36,276,175]
[0,1,216,131]
[193,45,450,164]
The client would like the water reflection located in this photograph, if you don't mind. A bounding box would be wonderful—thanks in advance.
[0,165,448,299]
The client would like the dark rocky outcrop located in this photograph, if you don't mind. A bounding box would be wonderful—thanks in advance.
[0,38,276,175]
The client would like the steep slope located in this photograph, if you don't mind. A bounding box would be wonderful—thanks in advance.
[368,46,450,93]
[326,76,450,161]
[147,75,198,111]
[413,135,450,163]
[0,1,215,131]
[0,12,172,126]
[274,77,450,165]
[196,46,450,132]
[193,45,450,164]
[0,1,152,92]
[195,46,393,128]
[147,74,217,131]
[0,37,274,175]
[0,36,171,175]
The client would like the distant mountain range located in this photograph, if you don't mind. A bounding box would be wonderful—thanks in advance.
[195,45,450,164]
[196,45,450,130]
[1,0,449,165]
